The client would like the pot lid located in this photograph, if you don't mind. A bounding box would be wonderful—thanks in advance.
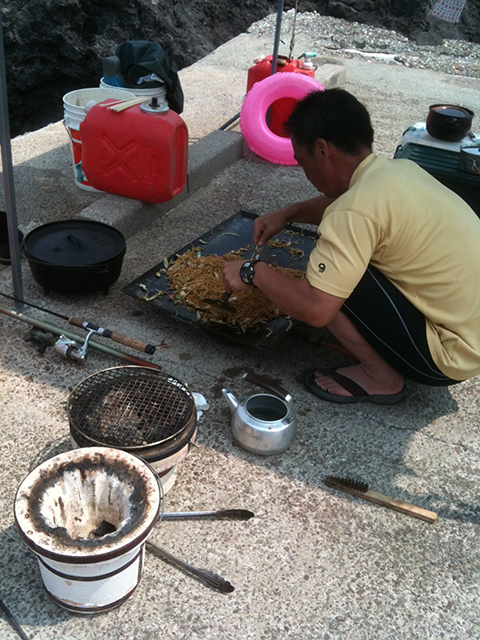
[23,220,126,267]
[462,146,480,156]
[429,104,474,119]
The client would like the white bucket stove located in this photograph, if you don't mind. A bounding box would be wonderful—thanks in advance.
[14,447,162,613]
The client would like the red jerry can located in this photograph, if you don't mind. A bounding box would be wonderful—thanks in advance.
[80,99,188,203]
[246,54,316,138]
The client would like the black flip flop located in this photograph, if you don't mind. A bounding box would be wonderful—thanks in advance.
[302,367,406,405]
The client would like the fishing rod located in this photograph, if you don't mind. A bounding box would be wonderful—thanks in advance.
[0,291,155,355]
[0,305,161,368]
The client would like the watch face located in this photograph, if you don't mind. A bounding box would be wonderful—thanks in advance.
[240,261,254,285]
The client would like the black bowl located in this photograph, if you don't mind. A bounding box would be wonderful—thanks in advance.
[426,104,474,142]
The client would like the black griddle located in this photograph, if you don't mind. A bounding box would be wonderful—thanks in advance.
[122,211,318,349]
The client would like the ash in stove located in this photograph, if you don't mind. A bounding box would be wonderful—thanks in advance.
[89,520,118,539]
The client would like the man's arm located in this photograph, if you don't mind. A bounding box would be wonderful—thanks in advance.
[254,195,336,247]
[223,260,345,328]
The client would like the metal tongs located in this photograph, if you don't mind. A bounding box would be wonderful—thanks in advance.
[250,244,263,262]
[146,541,235,593]
[203,290,235,313]
[203,244,263,313]
[147,508,254,593]
[161,508,254,521]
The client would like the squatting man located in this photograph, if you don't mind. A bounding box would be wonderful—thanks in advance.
[223,89,480,404]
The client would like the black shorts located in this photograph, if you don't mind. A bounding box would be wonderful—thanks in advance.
[342,266,461,386]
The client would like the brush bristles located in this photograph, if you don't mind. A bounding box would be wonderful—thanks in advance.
[325,475,369,493]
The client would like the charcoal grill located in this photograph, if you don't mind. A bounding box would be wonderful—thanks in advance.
[67,367,197,479]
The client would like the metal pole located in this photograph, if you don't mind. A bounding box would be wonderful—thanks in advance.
[221,2,284,131]
[271,0,284,76]
[0,11,24,310]
[266,0,284,129]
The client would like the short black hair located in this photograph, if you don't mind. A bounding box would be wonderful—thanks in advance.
[286,88,374,155]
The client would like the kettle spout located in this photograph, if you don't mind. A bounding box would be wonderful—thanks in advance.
[222,388,238,414]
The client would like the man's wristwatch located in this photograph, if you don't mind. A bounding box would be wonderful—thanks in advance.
[239,260,262,286]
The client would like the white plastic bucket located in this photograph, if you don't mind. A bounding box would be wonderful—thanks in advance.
[100,76,168,101]
[14,447,162,614]
[63,87,135,191]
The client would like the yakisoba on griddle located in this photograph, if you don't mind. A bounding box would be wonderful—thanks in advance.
[167,248,305,331]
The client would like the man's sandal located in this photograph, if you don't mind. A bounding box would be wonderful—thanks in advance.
[302,367,406,405]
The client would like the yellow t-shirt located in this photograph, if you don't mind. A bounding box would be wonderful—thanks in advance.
[306,153,480,380]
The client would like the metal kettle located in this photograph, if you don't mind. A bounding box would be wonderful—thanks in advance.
[222,372,297,455]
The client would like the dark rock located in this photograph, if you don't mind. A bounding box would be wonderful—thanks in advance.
[2,0,282,137]
[328,2,361,21]
[318,0,480,45]
[1,0,479,138]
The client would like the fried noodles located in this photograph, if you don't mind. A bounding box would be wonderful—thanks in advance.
[167,248,305,331]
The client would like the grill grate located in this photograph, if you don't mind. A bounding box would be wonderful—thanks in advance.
[67,367,195,448]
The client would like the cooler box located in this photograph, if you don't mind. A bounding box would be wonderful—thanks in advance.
[394,123,480,218]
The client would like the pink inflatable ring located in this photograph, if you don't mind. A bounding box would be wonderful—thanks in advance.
[240,72,324,165]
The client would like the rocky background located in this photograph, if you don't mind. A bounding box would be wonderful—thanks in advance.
[2,0,480,138]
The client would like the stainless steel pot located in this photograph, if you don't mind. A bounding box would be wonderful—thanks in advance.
[458,145,480,175]
[223,372,297,455]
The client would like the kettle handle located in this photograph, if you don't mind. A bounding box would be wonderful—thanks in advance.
[241,372,292,403]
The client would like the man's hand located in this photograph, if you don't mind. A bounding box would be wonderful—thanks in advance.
[253,206,295,247]
[222,260,251,292]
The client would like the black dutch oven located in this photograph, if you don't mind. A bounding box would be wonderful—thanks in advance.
[23,220,126,294]
[426,104,474,142]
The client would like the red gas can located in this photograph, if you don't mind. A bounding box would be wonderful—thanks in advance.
[246,55,316,137]
[80,99,188,203]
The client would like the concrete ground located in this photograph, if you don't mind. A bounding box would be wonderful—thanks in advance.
[0,24,479,640]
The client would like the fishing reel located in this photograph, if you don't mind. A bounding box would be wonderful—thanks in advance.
[54,329,96,363]
[27,328,96,363]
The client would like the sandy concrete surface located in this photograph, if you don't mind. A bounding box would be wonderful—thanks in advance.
[0,23,479,640]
